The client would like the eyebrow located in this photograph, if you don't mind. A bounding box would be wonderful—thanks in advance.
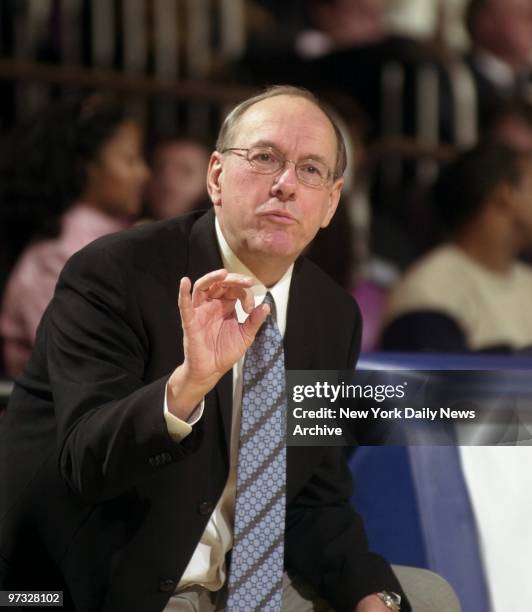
[250,140,331,166]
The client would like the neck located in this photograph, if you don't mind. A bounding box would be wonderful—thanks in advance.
[79,191,107,215]
[454,225,514,274]
[238,252,292,288]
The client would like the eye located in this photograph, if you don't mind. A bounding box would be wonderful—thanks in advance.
[256,152,275,163]
[250,149,278,165]
[299,161,325,178]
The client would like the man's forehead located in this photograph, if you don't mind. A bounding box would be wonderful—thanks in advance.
[238,95,329,126]
[489,0,532,14]
[232,95,337,152]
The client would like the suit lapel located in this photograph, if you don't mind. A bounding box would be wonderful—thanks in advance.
[284,259,326,500]
[186,209,234,451]
[187,208,223,283]
[284,259,315,370]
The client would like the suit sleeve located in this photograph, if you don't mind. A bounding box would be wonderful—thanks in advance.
[46,245,202,504]
[285,449,410,611]
[285,305,412,611]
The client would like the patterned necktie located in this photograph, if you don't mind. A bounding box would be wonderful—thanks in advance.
[227,292,287,611]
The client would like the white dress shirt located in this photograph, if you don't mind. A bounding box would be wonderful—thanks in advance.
[163,217,293,605]
[472,49,519,91]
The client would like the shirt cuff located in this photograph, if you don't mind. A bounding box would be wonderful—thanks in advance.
[164,383,205,442]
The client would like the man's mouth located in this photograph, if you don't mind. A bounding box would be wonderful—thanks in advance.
[259,210,297,224]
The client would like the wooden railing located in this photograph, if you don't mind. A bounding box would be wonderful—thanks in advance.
[0,0,249,135]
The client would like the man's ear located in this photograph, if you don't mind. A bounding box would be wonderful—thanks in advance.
[207,151,223,206]
[320,177,344,228]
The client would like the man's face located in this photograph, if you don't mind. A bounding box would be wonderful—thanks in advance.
[312,0,385,47]
[207,95,343,272]
[479,0,532,68]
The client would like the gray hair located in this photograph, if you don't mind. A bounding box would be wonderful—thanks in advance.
[216,85,347,180]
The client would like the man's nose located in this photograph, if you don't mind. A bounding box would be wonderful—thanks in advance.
[270,161,298,201]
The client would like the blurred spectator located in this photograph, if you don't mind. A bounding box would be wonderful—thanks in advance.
[380,143,532,352]
[305,97,394,351]
[298,2,448,275]
[307,194,394,352]
[239,0,385,83]
[306,197,357,290]
[465,0,532,131]
[380,142,532,612]
[0,95,149,378]
[240,0,424,139]
[488,99,532,152]
[246,0,387,66]
[145,135,210,220]
[297,0,387,57]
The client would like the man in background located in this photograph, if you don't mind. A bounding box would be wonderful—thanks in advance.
[465,0,532,130]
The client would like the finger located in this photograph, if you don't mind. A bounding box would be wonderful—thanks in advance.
[206,284,250,304]
[178,276,194,326]
[192,269,228,306]
[240,287,255,314]
[204,274,255,297]
[242,303,270,342]
[206,283,230,300]
[220,273,256,287]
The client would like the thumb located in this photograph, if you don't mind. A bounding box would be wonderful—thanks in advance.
[242,303,270,343]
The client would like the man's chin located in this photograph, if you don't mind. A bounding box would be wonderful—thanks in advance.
[250,236,300,261]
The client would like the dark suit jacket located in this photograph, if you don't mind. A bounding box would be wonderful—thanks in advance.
[464,52,532,132]
[0,210,408,611]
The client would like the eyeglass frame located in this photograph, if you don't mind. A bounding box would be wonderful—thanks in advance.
[220,146,337,188]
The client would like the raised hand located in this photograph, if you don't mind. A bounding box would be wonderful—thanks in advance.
[167,269,270,419]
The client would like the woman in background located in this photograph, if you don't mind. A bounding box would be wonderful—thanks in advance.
[0,95,149,377]
[144,134,210,220]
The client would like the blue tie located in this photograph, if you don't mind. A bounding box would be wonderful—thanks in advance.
[227,292,286,611]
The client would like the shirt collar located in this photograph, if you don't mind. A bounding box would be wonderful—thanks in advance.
[473,49,516,88]
[214,216,293,337]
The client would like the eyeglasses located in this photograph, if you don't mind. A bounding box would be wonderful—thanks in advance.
[222,146,334,188]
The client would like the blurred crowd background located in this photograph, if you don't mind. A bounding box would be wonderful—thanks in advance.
[1,2,532,611]
[2,0,532,381]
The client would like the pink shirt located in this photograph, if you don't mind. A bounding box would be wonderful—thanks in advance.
[0,203,128,377]
[352,279,389,352]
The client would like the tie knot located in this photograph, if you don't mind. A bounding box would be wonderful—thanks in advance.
[263,292,276,320]
[263,292,274,306]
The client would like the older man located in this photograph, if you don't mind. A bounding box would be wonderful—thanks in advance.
[0,86,457,612]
